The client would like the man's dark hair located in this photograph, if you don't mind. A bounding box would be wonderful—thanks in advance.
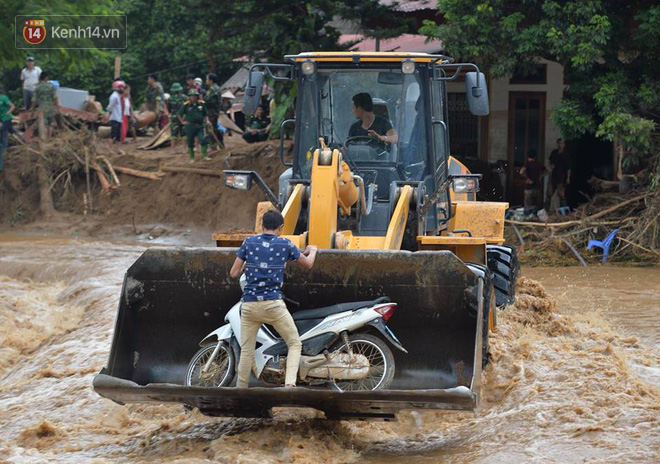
[148,73,157,81]
[557,138,563,143]
[352,93,373,112]
[207,73,218,83]
[40,71,49,81]
[186,73,195,80]
[527,148,538,159]
[262,210,284,230]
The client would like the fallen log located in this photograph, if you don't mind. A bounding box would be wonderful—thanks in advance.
[97,155,121,186]
[96,170,112,192]
[159,165,223,177]
[113,165,164,180]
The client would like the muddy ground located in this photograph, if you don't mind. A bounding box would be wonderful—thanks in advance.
[0,134,287,243]
[0,239,658,463]
[0,133,658,463]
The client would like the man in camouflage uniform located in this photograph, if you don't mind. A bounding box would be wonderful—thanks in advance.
[145,74,164,128]
[167,83,186,154]
[32,71,59,139]
[204,73,224,150]
[177,89,210,163]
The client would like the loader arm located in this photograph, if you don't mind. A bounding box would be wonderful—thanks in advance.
[281,141,414,251]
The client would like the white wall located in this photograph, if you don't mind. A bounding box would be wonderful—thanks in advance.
[487,58,564,164]
[445,58,565,164]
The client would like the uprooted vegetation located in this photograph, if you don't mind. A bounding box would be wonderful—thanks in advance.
[507,188,660,265]
[0,129,288,233]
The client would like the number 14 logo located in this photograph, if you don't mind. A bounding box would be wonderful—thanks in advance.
[23,20,46,45]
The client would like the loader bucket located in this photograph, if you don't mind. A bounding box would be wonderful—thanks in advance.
[94,248,486,420]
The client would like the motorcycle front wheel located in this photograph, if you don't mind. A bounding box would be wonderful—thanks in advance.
[329,333,396,392]
[185,342,235,387]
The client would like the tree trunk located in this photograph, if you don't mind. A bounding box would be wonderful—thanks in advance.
[36,161,56,218]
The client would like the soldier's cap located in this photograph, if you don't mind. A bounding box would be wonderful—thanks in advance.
[188,89,199,96]
[26,56,35,62]
[170,82,183,92]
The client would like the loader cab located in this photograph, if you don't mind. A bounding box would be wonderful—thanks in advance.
[293,62,437,199]
[241,52,489,240]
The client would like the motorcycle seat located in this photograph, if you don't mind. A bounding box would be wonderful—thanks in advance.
[291,296,390,321]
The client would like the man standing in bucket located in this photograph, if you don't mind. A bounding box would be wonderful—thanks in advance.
[229,210,318,388]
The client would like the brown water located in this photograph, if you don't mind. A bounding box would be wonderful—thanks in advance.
[0,237,658,463]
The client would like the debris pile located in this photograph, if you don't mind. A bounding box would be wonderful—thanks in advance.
[507,187,660,265]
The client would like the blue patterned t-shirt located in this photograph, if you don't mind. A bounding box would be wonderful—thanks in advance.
[237,233,301,302]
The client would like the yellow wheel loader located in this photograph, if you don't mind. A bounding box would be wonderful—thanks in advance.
[94,52,518,420]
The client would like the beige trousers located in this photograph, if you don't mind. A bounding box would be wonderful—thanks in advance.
[236,299,302,387]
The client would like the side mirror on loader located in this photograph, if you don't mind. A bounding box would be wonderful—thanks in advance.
[465,72,489,116]
[243,70,265,115]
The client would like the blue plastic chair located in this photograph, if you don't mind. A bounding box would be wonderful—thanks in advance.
[587,229,619,263]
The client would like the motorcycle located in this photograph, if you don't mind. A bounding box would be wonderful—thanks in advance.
[185,277,407,391]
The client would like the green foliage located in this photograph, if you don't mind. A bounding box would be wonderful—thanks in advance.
[596,113,655,154]
[0,0,116,70]
[550,99,596,140]
[421,0,660,161]
[339,0,414,44]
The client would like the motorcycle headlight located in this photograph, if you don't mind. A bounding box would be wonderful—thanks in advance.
[452,176,480,194]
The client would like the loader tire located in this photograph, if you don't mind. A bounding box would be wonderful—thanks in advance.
[185,343,235,388]
[329,333,396,392]
[486,244,519,307]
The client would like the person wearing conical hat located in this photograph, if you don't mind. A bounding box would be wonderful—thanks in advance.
[177,88,210,163]
[168,82,186,154]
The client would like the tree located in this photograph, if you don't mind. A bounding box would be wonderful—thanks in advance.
[339,0,414,51]
[421,1,660,182]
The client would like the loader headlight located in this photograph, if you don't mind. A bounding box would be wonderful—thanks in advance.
[401,59,416,75]
[452,176,480,194]
[301,59,316,75]
[224,172,252,191]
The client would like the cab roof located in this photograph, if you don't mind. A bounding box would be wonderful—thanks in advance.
[284,51,453,64]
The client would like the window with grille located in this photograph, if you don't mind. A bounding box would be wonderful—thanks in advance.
[448,93,479,158]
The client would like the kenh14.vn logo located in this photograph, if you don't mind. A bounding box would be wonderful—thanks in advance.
[23,20,46,44]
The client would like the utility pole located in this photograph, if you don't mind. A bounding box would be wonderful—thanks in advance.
[114,56,121,79]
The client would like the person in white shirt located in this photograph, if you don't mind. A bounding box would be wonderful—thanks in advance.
[20,57,42,110]
[122,84,137,142]
[106,80,126,154]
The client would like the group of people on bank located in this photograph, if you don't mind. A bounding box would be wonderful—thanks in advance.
[109,72,272,162]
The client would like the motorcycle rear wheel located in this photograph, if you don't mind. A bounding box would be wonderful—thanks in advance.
[329,333,395,391]
[185,343,235,387]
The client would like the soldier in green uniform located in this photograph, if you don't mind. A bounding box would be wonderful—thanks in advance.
[145,74,164,128]
[204,73,224,150]
[32,71,59,139]
[168,83,186,154]
[177,89,210,163]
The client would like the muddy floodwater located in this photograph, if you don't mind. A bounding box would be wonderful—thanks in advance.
[0,236,658,463]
